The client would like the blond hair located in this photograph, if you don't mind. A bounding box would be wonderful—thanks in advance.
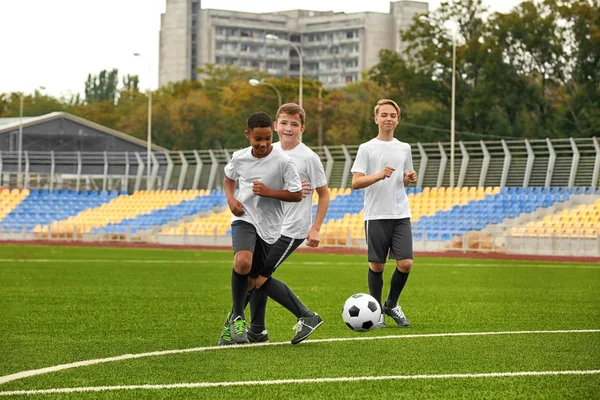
[374,99,401,117]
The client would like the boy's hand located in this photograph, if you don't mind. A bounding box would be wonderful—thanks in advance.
[306,228,321,247]
[301,179,313,198]
[252,180,271,197]
[380,166,395,180]
[227,198,244,216]
[404,171,417,183]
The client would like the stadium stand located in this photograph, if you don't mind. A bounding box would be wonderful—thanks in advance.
[29,189,221,238]
[2,189,118,233]
[0,188,30,223]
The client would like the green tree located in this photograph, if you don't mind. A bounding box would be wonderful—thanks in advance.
[85,69,120,104]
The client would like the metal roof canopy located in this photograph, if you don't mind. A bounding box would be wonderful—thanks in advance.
[0,112,166,152]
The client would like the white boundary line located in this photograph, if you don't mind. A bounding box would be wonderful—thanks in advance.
[0,330,598,386]
[1,370,599,396]
[1,259,599,268]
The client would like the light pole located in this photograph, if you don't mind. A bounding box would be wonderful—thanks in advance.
[17,93,24,188]
[265,34,303,109]
[419,15,457,188]
[249,78,282,108]
[133,52,153,190]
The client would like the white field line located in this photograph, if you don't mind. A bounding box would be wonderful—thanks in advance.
[1,258,599,269]
[1,370,599,397]
[0,330,598,386]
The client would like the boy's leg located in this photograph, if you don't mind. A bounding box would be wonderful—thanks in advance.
[249,236,304,339]
[257,277,322,344]
[366,219,393,328]
[225,221,261,344]
[384,218,413,327]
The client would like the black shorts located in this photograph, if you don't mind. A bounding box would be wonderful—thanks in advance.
[231,220,271,276]
[365,218,413,263]
[250,235,304,279]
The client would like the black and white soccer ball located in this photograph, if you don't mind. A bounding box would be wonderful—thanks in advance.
[342,293,381,332]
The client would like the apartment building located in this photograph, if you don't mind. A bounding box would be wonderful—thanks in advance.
[159,0,428,89]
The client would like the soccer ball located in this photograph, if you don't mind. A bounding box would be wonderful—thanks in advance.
[342,293,381,332]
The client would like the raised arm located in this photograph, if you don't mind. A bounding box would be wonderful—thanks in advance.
[252,180,302,202]
[351,167,395,190]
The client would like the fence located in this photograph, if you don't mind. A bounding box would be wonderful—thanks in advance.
[0,137,598,192]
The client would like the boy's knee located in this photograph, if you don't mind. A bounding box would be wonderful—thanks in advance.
[396,259,412,273]
[234,252,253,275]
[369,262,385,273]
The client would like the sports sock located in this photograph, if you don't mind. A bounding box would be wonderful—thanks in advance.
[231,269,248,320]
[258,277,313,319]
[249,289,268,332]
[386,268,410,307]
[368,268,384,309]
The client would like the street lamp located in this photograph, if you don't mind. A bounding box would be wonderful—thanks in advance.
[265,34,303,109]
[133,52,153,190]
[249,78,282,108]
[17,92,24,188]
[419,15,457,188]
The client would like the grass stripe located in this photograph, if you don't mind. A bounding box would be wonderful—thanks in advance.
[1,369,598,396]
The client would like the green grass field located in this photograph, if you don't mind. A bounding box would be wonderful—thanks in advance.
[1,244,599,399]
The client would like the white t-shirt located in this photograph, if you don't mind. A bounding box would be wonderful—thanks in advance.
[274,142,328,239]
[350,138,413,221]
[224,146,302,244]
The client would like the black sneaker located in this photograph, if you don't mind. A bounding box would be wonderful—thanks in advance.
[291,313,323,345]
[383,304,410,327]
[247,328,269,343]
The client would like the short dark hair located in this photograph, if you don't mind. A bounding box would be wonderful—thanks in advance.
[247,111,273,130]
[276,103,305,126]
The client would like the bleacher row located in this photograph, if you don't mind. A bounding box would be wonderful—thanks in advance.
[0,186,598,243]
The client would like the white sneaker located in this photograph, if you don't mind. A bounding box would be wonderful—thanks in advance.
[374,313,386,328]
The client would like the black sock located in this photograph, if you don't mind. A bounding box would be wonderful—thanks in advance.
[245,288,255,308]
[258,277,313,319]
[386,269,410,307]
[226,288,255,326]
[368,268,384,309]
[249,289,268,332]
[231,269,248,320]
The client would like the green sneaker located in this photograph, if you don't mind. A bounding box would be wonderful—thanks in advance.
[217,324,236,346]
[230,316,249,343]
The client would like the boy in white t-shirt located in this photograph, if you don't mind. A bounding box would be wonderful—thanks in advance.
[220,110,324,345]
[221,111,302,344]
[245,103,330,345]
[350,99,417,328]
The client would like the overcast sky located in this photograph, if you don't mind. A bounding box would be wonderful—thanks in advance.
[0,0,525,98]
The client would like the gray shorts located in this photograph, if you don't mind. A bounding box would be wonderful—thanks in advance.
[231,221,271,275]
[365,218,413,263]
[253,235,305,278]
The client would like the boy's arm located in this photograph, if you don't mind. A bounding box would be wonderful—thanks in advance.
[351,167,395,189]
[306,184,330,247]
[252,180,302,202]
[224,177,244,216]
